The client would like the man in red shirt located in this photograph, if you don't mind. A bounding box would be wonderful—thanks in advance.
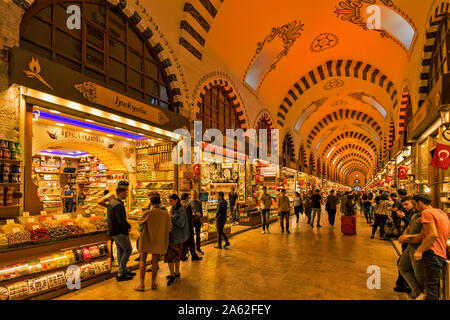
[411,194,450,300]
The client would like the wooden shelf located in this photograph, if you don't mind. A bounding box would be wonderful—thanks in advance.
[0,159,21,163]
[0,254,109,285]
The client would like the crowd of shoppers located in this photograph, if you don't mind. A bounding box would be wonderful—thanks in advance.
[105,179,449,299]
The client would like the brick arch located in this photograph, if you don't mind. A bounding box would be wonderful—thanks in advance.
[338,159,371,174]
[276,59,400,126]
[398,84,413,138]
[343,166,369,178]
[195,78,249,129]
[179,0,226,60]
[309,153,316,173]
[282,132,296,164]
[389,119,395,149]
[298,145,308,170]
[15,0,186,111]
[418,1,450,106]
[322,131,378,158]
[337,152,374,168]
[254,109,275,130]
[329,144,375,164]
[305,109,383,149]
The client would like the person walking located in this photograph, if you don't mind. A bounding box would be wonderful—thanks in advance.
[229,187,239,224]
[326,190,339,227]
[345,194,356,216]
[134,193,171,291]
[293,192,302,223]
[166,194,190,286]
[310,189,323,228]
[362,191,373,224]
[190,190,204,254]
[277,189,291,233]
[340,191,349,216]
[258,186,272,234]
[389,193,403,238]
[411,194,450,300]
[181,193,203,261]
[371,193,392,240]
[215,192,230,249]
[304,191,312,224]
[107,183,135,281]
[397,197,424,299]
[63,184,75,213]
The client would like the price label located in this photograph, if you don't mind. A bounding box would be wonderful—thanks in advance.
[77,214,82,218]
[12,227,20,233]
[67,222,74,226]
[6,219,14,224]
[32,225,40,231]
[27,218,35,223]
[40,211,47,215]
[90,214,96,218]
[23,212,30,217]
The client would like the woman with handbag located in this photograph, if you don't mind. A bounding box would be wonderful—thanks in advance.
[165,194,190,286]
[134,193,171,291]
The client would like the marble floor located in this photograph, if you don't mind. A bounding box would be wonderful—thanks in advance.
[57,211,407,300]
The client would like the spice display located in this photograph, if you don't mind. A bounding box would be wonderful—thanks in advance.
[7,231,31,247]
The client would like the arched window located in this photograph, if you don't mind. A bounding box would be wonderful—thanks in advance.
[200,86,242,133]
[428,14,449,92]
[256,115,272,153]
[20,0,175,112]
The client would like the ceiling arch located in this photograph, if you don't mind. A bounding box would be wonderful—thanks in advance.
[303,108,384,149]
[337,159,371,173]
[329,143,376,164]
[321,130,378,157]
[276,59,399,126]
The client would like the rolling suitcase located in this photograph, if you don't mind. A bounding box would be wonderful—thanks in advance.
[341,215,356,235]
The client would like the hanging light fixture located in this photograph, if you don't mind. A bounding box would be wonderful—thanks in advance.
[439,104,450,128]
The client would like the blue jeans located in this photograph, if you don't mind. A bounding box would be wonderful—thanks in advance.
[363,206,373,223]
[311,208,321,226]
[260,209,270,231]
[422,250,446,300]
[230,205,237,223]
[112,233,132,275]
[280,211,290,231]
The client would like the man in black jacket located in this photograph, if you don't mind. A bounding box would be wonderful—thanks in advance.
[107,184,135,281]
[215,192,230,249]
[181,193,202,261]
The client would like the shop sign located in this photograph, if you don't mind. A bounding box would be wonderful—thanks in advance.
[73,82,170,126]
[9,47,189,132]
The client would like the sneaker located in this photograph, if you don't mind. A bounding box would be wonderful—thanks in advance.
[192,256,203,261]
[134,284,145,291]
[146,267,152,273]
[167,275,177,286]
[415,292,427,300]
[127,271,136,277]
[166,273,180,280]
[371,235,375,239]
[116,274,133,281]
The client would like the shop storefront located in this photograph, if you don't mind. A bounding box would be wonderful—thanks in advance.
[0,22,189,299]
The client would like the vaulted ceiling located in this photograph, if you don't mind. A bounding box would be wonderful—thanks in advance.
[197,0,431,182]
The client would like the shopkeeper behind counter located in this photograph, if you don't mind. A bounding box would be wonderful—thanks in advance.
[63,184,75,213]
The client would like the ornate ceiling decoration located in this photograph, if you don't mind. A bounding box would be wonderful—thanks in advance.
[310,33,339,53]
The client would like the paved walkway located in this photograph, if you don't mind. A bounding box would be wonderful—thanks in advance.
[57,211,407,300]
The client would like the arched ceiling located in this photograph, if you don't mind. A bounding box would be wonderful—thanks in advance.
[201,0,430,182]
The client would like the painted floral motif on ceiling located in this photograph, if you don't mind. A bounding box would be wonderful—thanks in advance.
[310,33,339,53]
[244,20,304,93]
[324,79,345,90]
[333,0,405,49]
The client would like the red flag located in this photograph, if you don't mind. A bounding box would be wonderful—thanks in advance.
[431,143,450,169]
[378,180,384,187]
[385,176,392,184]
[193,164,200,178]
[397,166,409,179]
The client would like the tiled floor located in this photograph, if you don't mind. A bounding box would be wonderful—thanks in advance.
[57,211,408,300]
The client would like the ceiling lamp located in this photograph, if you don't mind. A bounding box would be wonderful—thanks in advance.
[439,104,450,129]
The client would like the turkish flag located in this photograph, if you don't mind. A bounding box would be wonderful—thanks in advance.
[283,178,287,185]
[378,180,384,187]
[385,176,392,184]
[431,143,450,169]
[397,166,409,179]
[255,173,260,183]
[193,164,200,178]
